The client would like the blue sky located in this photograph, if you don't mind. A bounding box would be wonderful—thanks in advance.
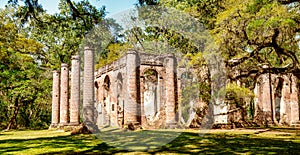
[0,0,137,16]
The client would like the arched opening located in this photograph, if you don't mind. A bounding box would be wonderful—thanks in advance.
[274,77,284,123]
[95,81,99,102]
[180,71,197,125]
[117,73,123,95]
[104,75,110,91]
[103,75,110,113]
[143,69,159,121]
[95,81,99,89]
[116,73,124,127]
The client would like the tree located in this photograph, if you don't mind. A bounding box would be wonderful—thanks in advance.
[21,0,106,69]
[0,7,50,130]
[0,0,109,130]
[214,0,300,87]
[96,42,131,68]
[137,0,158,6]
[219,83,254,124]
[156,0,225,29]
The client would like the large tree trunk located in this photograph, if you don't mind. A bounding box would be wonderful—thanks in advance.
[6,97,19,130]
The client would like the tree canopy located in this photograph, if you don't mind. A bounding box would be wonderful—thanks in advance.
[0,0,107,130]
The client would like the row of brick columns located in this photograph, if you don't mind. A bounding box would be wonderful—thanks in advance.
[51,47,94,128]
[51,49,177,128]
[50,55,81,127]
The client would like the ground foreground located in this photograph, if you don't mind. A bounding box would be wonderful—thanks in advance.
[0,127,300,154]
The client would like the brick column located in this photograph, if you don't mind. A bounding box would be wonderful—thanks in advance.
[281,78,290,124]
[140,77,145,126]
[83,47,95,126]
[157,74,161,112]
[59,63,69,126]
[177,78,182,125]
[254,74,273,125]
[125,51,139,124]
[165,53,176,125]
[290,75,299,124]
[70,55,80,125]
[50,70,60,128]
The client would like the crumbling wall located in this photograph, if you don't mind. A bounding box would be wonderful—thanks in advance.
[95,51,185,129]
[254,73,299,126]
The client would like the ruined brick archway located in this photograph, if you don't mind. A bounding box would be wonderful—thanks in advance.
[179,71,197,125]
[142,69,160,122]
[274,77,284,123]
[94,51,182,128]
[254,74,300,126]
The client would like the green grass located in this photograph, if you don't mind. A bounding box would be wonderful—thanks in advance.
[0,128,300,154]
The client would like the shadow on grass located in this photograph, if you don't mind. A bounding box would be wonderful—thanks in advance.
[0,129,300,154]
[153,132,300,154]
[269,127,300,133]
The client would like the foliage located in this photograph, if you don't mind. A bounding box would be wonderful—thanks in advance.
[137,0,158,6]
[149,0,299,89]
[0,7,50,130]
[222,83,254,106]
[183,52,211,102]
[214,0,300,85]
[96,43,130,69]
[0,0,108,130]
[23,0,106,69]
[158,0,225,29]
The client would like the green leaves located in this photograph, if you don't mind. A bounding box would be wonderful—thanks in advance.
[0,7,51,130]
[96,43,130,68]
[214,0,299,82]
[0,0,110,130]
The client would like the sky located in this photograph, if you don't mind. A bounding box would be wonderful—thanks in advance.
[0,0,137,17]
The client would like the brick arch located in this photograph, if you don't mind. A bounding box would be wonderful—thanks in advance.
[117,72,123,82]
[141,67,164,79]
[103,75,111,91]
[116,72,123,95]
[94,81,99,89]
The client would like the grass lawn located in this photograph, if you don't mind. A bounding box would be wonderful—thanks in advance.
[0,127,300,154]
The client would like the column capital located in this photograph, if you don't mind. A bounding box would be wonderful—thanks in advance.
[61,63,69,68]
[126,50,138,55]
[52,70,60,73]
[84,46,94,51]
[71,55,80,60]
[166,53,175,58]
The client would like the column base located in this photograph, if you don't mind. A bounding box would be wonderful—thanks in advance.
[125,121,141,130]
[69,122,80,126]
[49,123,58,129]
[58,122,68,128]
[166,122,178,129]
[291,121,300,128]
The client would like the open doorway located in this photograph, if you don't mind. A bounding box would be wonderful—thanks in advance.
[274,77,284,123]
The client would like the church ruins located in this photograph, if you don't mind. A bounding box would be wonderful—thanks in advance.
[50,48,300,129]
[94,51,197,128]
[253,73,300,126]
